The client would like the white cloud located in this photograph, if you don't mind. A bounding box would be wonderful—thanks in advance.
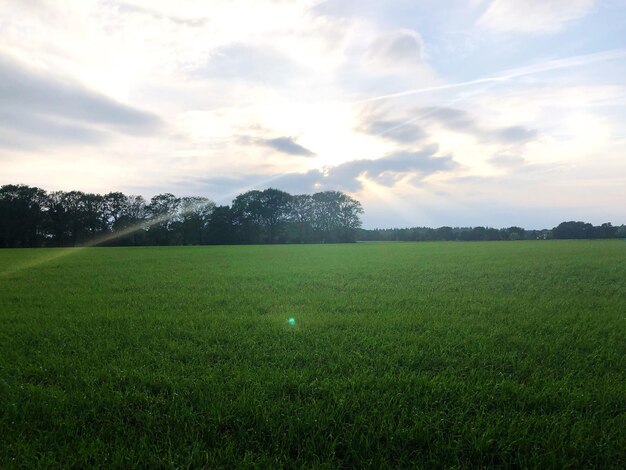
[364,30,424,68]
[0,0,625,227]
[478,0,596,34]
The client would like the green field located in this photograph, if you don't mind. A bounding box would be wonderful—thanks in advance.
[1,241,625,468]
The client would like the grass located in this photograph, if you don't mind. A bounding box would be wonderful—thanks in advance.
[0,241,625,468]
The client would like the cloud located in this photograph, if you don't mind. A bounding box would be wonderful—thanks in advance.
[420,107,477,133]
[318,146,457,191]
[364,30,424,68]
[262,137,316,157]
[358,105,539,146]
[358,115,427,143]
[0,54,162,147]
[493,126,538,144]
[238,134,316,157]
[116,2,210,27]
[0,109,106,150]
[488,154,526,168]
[367,119,427,143]
[414,106,539,145]
[478,0,596,34]
[195,43,303,84]
[357,104,427,143]
[193,145,458,195]
[358,105,479,143]
[1,0,624,229]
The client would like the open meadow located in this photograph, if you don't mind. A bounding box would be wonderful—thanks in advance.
[0,241,625,468]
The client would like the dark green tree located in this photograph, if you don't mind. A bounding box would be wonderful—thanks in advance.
[0,184,48,247]
[147,193,180,245]
[178,197,215,245]
[205,205,235,245]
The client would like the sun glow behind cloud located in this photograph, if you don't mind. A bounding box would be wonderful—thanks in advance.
[1,0,625,227]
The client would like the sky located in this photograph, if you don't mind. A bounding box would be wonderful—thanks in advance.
[1,0,625,229]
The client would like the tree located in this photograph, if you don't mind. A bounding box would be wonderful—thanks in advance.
[147,193,180,245]
[205,205,235,245]
[231,190,264,244]
[311,191,363,243]
[178,197,215,245]
[80,193,107,241]
[553,221,594,239]
[337,192,363,242]
[102,192,128,231]
[109,195,147,246]
[46,191,70,246]
[0,184,366,247]
[0,184,48,247]
[287,194,314,243]
[46,191,104,246]
[594,223,617,239]
[259,188,292,243]
[501,226,525,241]
[231,189,292,243]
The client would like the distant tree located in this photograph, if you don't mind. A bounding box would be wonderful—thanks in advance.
[435,226,454,241]
[79,193,107,241]
[178,197,215,245]
[47,191,103,246]
[553,221,594,239]
[0,184,369,247]
[63,191,86,245]
[309,191,363,243]
[287,194,314,243]
[231,189,292,243]
[0,184,48,247]
[337,192,364,242]
[594,223,617,239]
[502,226,525,241]
[110,195,147,246]
[205,205,235,245]
[147,193,180,245]
[359,222,622,243]
[102,192,128,231]
[484,227,501,241]
[458,226,489,241]
[258,188,292,243]
[47,191,70,246]
[231,190,264,244]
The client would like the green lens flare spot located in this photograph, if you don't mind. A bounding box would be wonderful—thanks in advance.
[288,317,296,326]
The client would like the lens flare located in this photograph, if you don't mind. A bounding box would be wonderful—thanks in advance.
[0,198,215,277]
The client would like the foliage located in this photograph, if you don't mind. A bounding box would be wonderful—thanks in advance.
[359,222,624,242]
[0,185,363,247]
[1,184,623,247]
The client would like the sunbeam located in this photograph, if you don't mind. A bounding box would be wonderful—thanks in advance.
[0,199,217,276]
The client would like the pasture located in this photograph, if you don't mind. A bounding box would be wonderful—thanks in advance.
[0,241,624,467]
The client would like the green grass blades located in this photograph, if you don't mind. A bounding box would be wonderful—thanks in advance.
[0,241,625,468]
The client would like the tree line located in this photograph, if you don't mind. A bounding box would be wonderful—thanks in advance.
[0,184,363,247]
[1,184,623,248]
[359,221,625,242]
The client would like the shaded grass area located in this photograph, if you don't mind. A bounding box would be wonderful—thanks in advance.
[0,241,625,468]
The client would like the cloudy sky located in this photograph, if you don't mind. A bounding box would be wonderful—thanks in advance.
[1,0,625,228]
